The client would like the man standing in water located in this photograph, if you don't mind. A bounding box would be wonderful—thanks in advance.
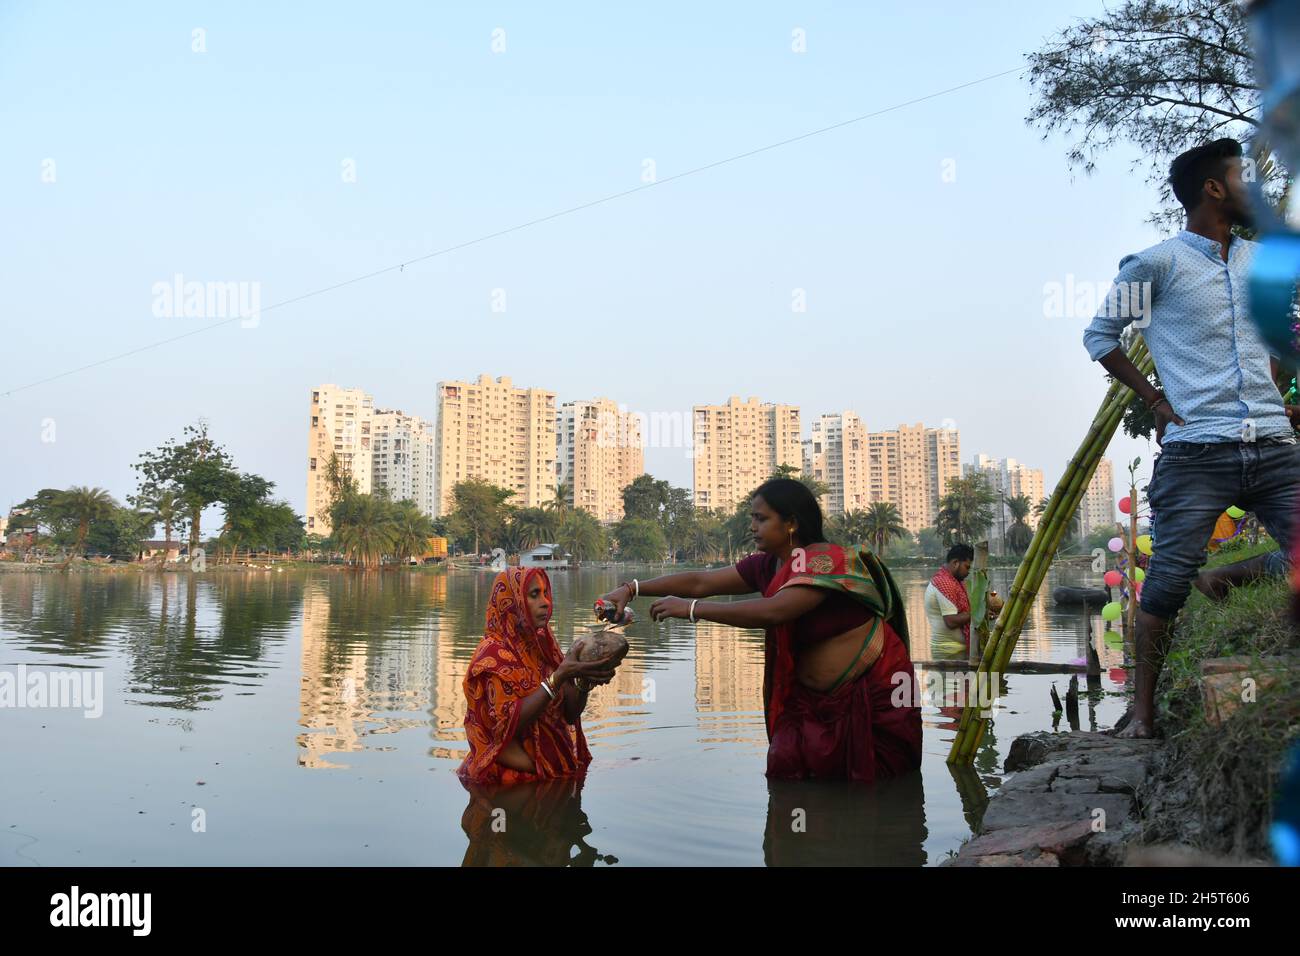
[1082,137,1300,738]
[925,544,973,647]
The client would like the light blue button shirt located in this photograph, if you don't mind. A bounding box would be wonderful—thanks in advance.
[1083,230,1289,443]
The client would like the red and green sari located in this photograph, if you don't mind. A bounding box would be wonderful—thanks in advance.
[458,567,591,786]
[763,542,923,783]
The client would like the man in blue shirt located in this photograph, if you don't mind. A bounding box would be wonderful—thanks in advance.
[1083,138,1300,739]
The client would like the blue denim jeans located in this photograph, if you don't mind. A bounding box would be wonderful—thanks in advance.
[1140,437,1300,620]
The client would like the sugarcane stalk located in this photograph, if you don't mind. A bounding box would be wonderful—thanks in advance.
[956,350,1154,760]
[948,337,1152,763]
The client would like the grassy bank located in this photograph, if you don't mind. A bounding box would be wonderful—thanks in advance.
[1137,539,1300,860]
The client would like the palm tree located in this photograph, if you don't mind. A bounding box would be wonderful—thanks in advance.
[1005,494,1034,554]
[861,502,908,555]
[135,487,182,565]
[547,482,573,517]
[937,475,999,546]
[510,507,557,552]
[57,486,117,565]
[332,494,397,569]
[556,510,606,562]
[390,501,434,564]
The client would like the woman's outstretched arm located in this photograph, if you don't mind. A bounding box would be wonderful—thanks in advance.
[649,585,826,629]
[596,566,752,616]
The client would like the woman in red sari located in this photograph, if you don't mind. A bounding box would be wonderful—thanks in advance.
[459,567,619,786]
[595,478,922,782]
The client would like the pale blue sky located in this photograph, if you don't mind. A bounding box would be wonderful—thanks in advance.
[1,1,1167,521]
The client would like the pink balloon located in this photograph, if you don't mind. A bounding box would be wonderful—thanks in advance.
[1107,536,1124,552]
[1103,570,1122,587]
[1118,496,1132,514]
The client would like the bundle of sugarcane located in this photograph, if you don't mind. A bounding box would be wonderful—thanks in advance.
[947,336,1154,765]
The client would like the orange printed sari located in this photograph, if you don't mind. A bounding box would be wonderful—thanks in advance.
[458,568,591,786]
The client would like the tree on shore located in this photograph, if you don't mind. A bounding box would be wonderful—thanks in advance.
[134,421,238,556]
[1026,0,1266,230]
[1006,494,1035,555]
[445,479,515,555]
[556,509,607,562]
[937,474,999,547]
[132,487,184,565]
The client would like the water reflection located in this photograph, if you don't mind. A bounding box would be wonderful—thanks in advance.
[763,773,928,866]
[460,777,616,867]
[0,564,1128,866]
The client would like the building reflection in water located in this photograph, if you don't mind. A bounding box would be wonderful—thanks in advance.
[297,574,443,769]
[693,621,766,748]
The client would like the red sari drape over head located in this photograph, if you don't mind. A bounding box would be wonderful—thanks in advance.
[458,567,591,786]
[763,542,923,783]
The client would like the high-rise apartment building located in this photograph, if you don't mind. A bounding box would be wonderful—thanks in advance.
[557,399,644,524]
[692,397,801,512]
[371,409,437,517]
[804,412,872,515]
[805,418,960,533]
[1080,457,1116,541]
[306,385,374,536]
[434,374,557,516]
[964,454,1046,552]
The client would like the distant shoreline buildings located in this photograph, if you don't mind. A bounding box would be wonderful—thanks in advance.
[305,375,1065,544]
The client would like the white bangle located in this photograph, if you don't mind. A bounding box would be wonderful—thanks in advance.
[632,579,639,599]
[540,678,556,700]
[689,599,699,624]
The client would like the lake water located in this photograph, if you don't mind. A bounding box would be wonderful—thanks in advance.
[0,565,1128,866]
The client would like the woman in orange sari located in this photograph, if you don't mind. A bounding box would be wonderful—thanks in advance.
[595,478,922,782]
[459,567,619,786]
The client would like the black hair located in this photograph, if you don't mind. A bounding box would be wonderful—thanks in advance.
[751,478,827,545]
[1168,138,1243,210]
[946,543,974,563]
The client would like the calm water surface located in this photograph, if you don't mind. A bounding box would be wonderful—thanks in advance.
[0,566,1128,866]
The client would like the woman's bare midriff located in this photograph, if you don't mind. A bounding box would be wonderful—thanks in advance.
[793,617,880,693]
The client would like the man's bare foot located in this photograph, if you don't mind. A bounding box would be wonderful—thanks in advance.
[1114,718,1154,739]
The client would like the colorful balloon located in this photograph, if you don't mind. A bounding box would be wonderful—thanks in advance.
[1118,496,1132,514]
[1134,567,1145,583]
[1101,601,1123,621]
[1136,534,1154,556]
[1103,570,1123,587]
[1226,505,1245,519]
[1107,536,1124,553]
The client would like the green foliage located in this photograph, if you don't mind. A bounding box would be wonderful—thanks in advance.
[508,507,557,552]
[614,517,667,563]
[1025,0,1264,230]
[555,509,608,562]
[937,474,999,547]
[133,421,239,551]
[84,506,155,560]
[621,474,671,522]
[1005,494,1035,554]
[444,478,515,554]
[916,526,944,558]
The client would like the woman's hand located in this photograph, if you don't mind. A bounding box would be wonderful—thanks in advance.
[554,638,618,688]
[649,596,691,622]
[594,583,634,621]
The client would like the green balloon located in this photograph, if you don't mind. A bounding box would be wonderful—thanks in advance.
[1226,506,1245,519]
[1101,601,1123,621]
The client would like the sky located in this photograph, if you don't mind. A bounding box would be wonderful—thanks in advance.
[1,1,1171,523]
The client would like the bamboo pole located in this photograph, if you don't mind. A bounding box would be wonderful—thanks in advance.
[947,337,1152,764]
[1125,471,1138,640]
